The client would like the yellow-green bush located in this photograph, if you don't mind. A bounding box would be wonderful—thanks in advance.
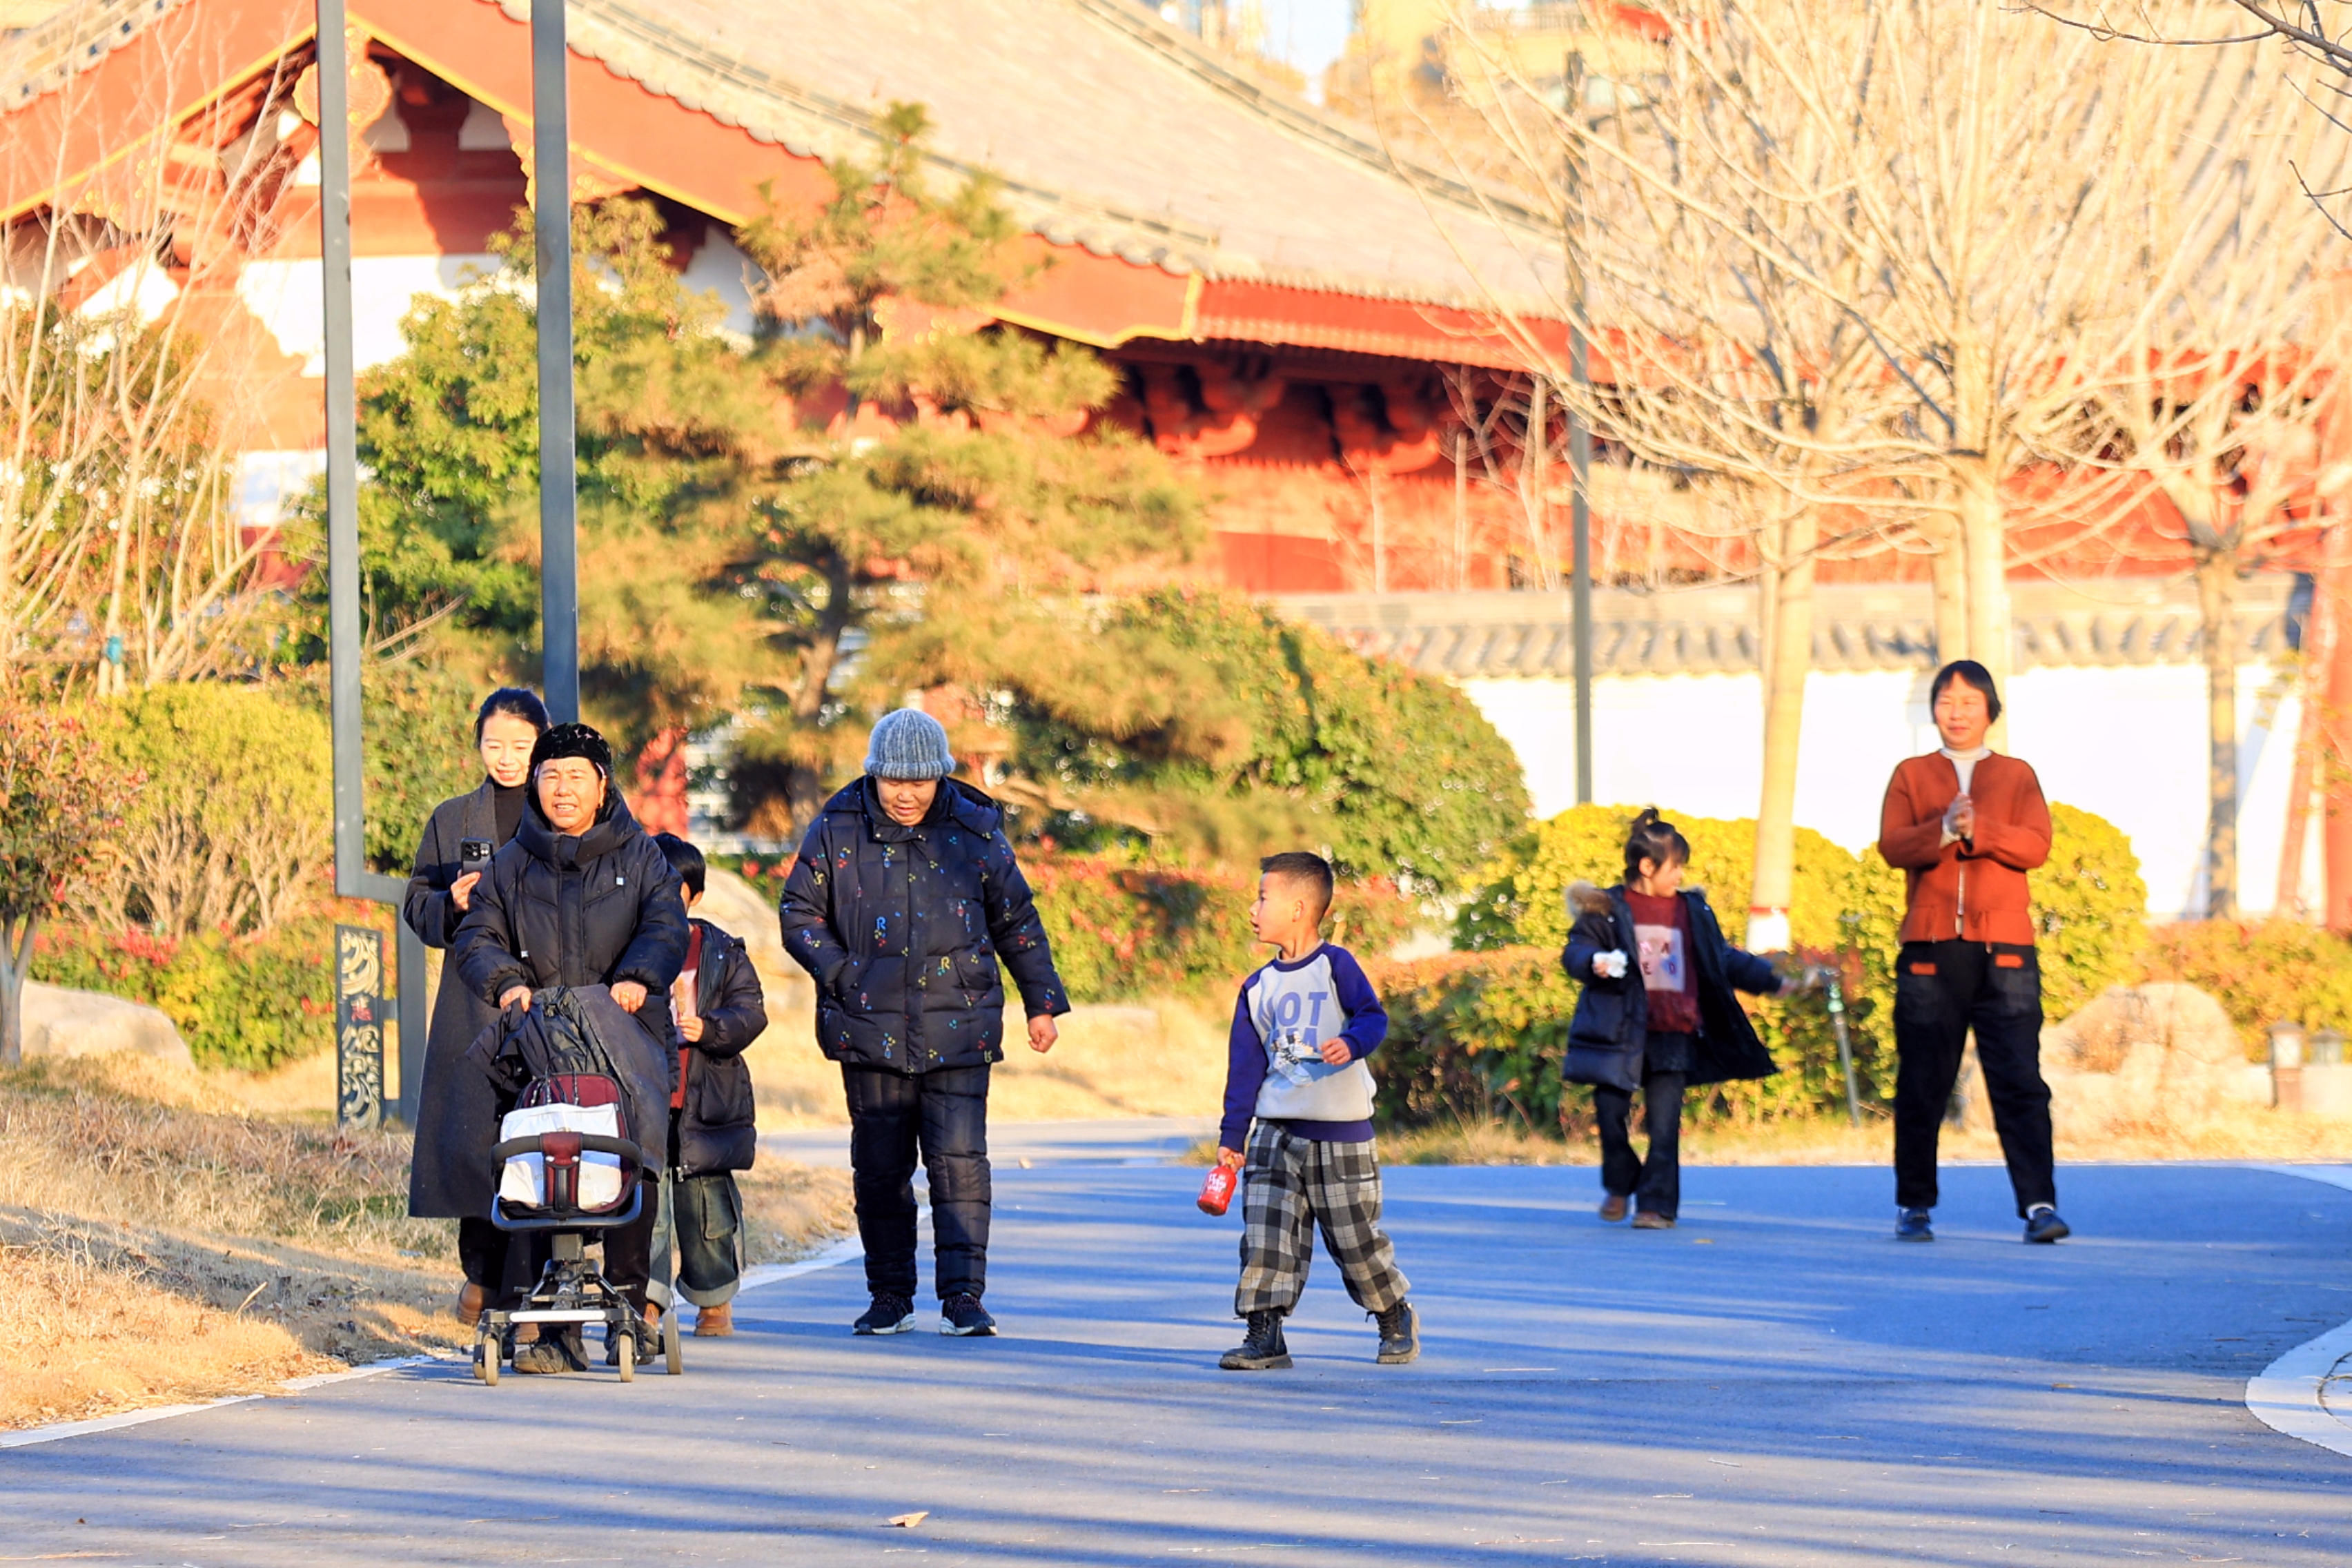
[81,683,331,938]
[1426,799,2145,1124]
[2030,803,2149,1020]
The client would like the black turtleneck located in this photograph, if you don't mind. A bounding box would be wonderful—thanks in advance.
[491,779,527,845]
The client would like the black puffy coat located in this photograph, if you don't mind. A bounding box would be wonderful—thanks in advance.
[1560,881,1781,1093]
[451,794,690,1045]
[778,777,1069,1073]
[675,918,767,1177]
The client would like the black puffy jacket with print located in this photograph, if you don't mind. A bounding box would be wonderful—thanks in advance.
[777,777,1070,1074]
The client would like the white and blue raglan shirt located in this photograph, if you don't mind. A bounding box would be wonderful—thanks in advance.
[1217,943,1390,1150]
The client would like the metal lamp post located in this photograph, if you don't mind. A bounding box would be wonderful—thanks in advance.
[317,0,579,1119]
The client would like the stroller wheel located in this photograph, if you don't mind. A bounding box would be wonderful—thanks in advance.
[664,1315,683,1377]
[615,1331,635,1383]
[475,1331,499,1388]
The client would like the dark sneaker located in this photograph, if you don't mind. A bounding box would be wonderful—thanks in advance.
[511,1333,569,1375]
[939,1293,997,1337]
[1373,1301,1420,1365]
[1896,1208,1934,1242]
[1598,1194,1628,1223]
[1631,1211,1675,1230]
[2023,1208,2070,1244]
[1220,1309,1291,1371]
[854,1293,917,1335]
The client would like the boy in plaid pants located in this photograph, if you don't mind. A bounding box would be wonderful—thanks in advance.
[1213,852,1418,1371]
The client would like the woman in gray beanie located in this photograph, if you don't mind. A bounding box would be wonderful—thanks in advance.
[778,708,1070,1337]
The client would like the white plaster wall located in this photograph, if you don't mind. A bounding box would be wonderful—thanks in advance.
[1461,662,2303,919]
[678,232,761,342]
[236,255,498,375]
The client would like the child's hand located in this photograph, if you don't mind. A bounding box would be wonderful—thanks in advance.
[1591,949,1629,980]
[1028,1014,1059,1053]
[1317,1037,1352,1066]
[1216,1146,1244,1168]
[678,1015,706,1042]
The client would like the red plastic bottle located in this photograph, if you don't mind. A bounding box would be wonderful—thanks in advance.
[1197,1160,1240,1217]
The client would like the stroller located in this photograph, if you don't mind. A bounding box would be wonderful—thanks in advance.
[473,987,683,1385]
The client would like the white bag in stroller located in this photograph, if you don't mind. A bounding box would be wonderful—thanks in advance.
[497,1100,624,1210]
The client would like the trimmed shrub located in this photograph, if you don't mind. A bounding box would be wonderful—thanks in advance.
[2141,920,2352,1059]
[1016,590,1531,892]
[1408,799,2147,1128]
[2032,803,2149,1021]
[1454,803,1888,954]
[1366,949,1579,1131]
[81,683,331,938]
[30,914,360,1071]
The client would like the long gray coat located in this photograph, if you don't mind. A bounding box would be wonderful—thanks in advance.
[404,779,513,1218]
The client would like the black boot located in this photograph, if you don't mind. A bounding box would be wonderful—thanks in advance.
[1373,1301,1420,1365]
[1219,1309,1291,1371]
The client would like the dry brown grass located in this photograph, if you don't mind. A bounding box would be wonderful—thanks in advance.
[0,1051,853,1431]
[738,1159,855,1266]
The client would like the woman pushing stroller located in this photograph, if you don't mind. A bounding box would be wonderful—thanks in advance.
[450,721,689,1372]
[1562,810,1787,1228]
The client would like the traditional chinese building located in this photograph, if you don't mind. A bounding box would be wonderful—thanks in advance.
[3,0,2344,918]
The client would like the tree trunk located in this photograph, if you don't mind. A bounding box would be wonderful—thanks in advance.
[1955,459,2010,696]
[0,912,32,1067]
[2278,571,2331,917]
[1750,503,1818,955]
[1924,509,1968,671]
[2196,549,2240,917]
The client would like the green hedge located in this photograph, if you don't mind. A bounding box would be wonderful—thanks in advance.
[1389,800,2147,1127]
[30,914,365,1071]
[2142,919,2352,1058]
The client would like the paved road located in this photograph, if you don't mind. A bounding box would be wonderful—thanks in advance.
[8,1157,2352,1566]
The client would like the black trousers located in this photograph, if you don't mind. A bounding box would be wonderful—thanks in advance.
[456,1219,548,1306]
[599,1176,663,1313]
[843,1064,992,1301]
[1594,1069,1686,1219]
[1892,939,2056,1216]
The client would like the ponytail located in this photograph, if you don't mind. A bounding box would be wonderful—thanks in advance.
[1623,807,1689,885]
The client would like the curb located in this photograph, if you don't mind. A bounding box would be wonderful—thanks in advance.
[1,1237,865,1449]
[0,1355,442,1451]
[2246,1164,2352,1458]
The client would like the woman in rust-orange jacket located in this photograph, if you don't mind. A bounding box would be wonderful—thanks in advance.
[1876,659,2069,1246]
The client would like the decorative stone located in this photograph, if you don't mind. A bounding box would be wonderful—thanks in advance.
[15,981,190,1065]
[2041,982,2248,1135]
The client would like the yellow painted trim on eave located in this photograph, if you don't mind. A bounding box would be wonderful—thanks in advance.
[355,6,754,227]
[2,19,319,226]
[987,303,1197,351]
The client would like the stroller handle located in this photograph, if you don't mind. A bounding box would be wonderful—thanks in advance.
[491,1131,647,1166]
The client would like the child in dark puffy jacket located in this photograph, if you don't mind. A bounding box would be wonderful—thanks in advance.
[1562,809,1785,1231]
[654,834,769,1337]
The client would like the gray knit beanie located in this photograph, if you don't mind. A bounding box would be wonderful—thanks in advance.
[864,708,956,781]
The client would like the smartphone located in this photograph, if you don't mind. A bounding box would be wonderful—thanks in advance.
[458,838,494,876]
